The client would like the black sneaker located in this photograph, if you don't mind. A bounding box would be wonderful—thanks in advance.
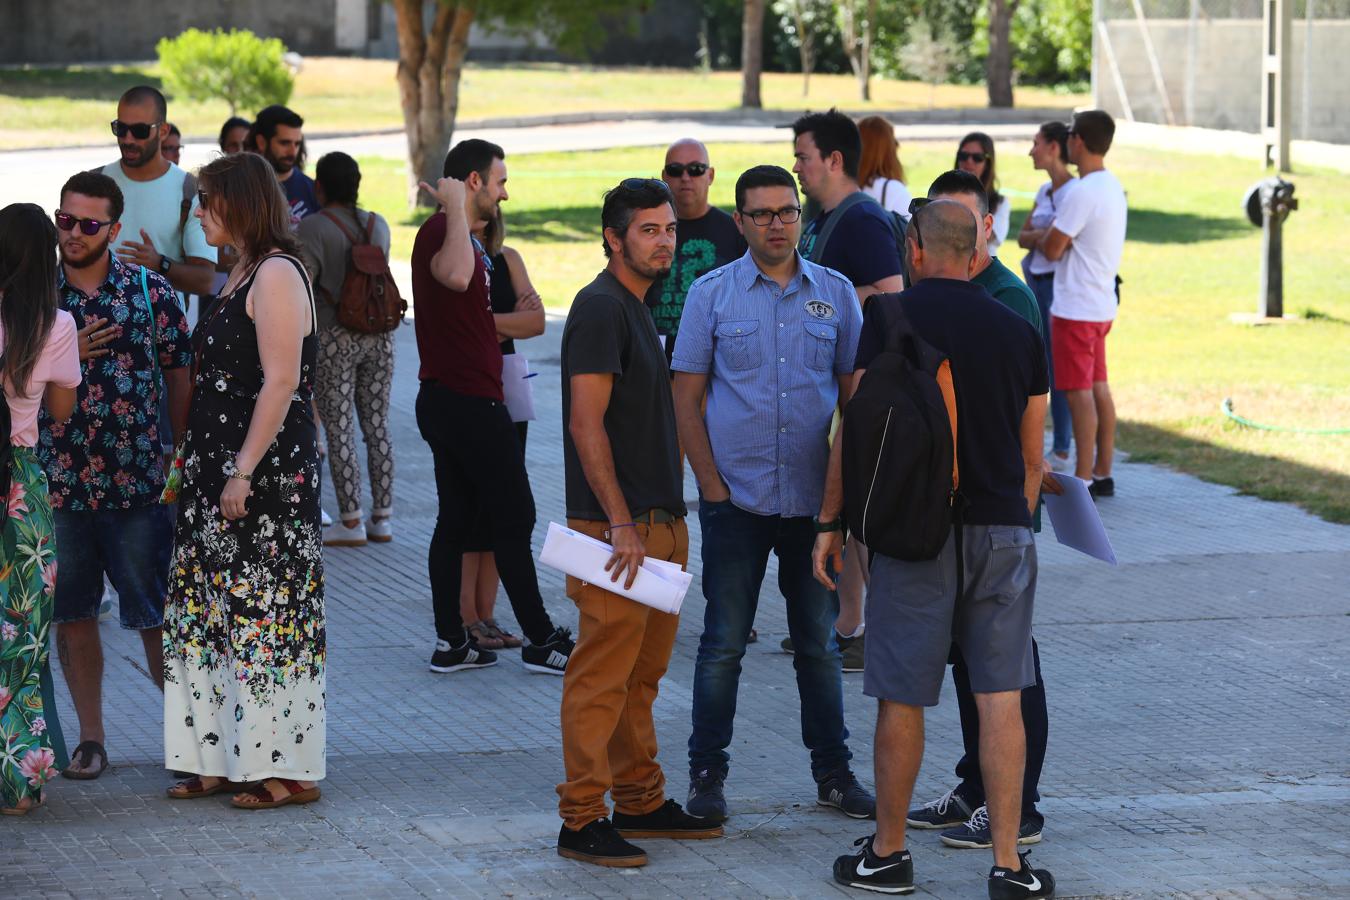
[906,787,976,829]
[613,798,723,839]
[557,817,647,868]
[428,638,497,673]
[817,769,876,819]
[941,805,1043,849]
[522,627,573,675]
[838,631,865,672]
[1088,476,1115,499]
[832,835,914,894]
[988,851,1055,899]
[686,768,728,823]
[780,636,796,654]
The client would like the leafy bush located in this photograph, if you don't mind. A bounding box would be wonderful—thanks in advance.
[156,28,294,115]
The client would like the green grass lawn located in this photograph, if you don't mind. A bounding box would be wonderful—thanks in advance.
[0,59,1083,149]
[355,140,1350,523]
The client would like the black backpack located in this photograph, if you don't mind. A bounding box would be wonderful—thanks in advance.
[842,295,961,561]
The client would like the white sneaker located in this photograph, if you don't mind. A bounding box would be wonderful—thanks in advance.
[1044,451,1071,473]
[367,518,392,543]
[321,509,334,527]
[323,521,367,547]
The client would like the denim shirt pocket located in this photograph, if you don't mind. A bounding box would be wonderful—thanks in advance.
[714,319,762,371]
[804,321,838,372]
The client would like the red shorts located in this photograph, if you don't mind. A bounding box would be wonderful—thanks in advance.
[1051,316,1112,390]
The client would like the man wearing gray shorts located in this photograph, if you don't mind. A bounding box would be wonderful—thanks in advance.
[813,200,1057,899]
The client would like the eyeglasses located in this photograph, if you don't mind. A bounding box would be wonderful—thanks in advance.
[111,120,160,140]
[908,197,930,215]
[956,151,987,164]
[54,210,114,236]
[620,177,672,195]
[740,207,801,226]
[663,162,709,178]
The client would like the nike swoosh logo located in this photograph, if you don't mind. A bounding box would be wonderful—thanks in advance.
[1017,872,1042,891]
[856,859,899,877]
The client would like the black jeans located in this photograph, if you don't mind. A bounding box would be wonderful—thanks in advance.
[414,382,556,646]
[950,639,1047,824]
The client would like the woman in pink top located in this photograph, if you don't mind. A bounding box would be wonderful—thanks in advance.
[0,203,81,815]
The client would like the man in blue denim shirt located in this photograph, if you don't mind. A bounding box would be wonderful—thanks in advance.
[671,165,873,823]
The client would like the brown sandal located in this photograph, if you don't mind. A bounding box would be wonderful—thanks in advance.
[167,776,241,799]
[1,792,45,816]
[231,778,321,810]
[482,618,522,648]
[466,620,505,650]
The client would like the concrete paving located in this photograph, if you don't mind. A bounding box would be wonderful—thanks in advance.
[3,314,1347,899]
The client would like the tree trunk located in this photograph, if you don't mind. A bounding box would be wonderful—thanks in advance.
[393,0,476,210]
[840,0,877,102]
[986,0,1018,108]
[858,0,876,102]
[791,0,813,97]
[741,0,765,108]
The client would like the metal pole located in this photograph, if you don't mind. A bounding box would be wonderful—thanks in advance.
[1091,0,1102,107]
[1130,0,1177,125]
[1260,207,1283,318]
[1261,0,1293,172]
[1302,0,1314,141]
[1097,21,1136,121]
[1184,0,1200,127]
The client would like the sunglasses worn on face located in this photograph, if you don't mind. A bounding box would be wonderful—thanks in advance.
[956,151,987,164]
[55,211,114,236]
[741,207,801,226]
[197,189,209,209]
[111,120,160,140]
[664,162,709,178]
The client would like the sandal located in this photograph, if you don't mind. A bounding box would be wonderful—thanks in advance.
[231,778,321,810]
[61,740,108,780]
[466,620,505,650]
[482,618,522,649]
[166,776,240,799]
[1,792,45,816]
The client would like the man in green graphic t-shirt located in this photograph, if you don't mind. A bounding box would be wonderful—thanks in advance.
[648,139,748,366]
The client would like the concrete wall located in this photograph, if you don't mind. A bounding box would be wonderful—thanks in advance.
[1094,19,1350,143]
[0,1,340,63]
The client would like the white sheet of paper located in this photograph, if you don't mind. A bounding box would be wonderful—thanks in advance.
[538,522,693,615]
[501,353,536,423]
[1043,476,1118,565]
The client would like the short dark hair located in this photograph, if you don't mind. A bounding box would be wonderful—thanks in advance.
[792,109,862,180]
[60,171,124,223]
[734,165,798,211]
[600,179,674,258]
[927,169,988,216]
[167,122,181,138]
[219,116,251,149]
[252,105,304,143]
[315,152,361,206]
[1072,109,1116,156]
[443,139,505,181]
[1039,121,1071,163]
[119,85,166,121]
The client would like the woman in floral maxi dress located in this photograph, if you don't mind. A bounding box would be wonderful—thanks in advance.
[162,155,326,810]
[0,203,81,815]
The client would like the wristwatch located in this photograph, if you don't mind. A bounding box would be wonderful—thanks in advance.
[813,515,843,533]
[158,255,172,276]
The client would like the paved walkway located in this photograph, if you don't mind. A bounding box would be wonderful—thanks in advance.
[4,315,1348,898]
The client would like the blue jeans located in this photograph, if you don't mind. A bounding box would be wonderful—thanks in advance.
[688,499,852,782]
[1028,272,1072,455]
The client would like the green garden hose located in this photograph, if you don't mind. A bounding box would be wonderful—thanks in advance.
[1221,398,1350,435]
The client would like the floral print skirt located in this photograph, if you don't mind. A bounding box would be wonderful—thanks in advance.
[1,448,60,807]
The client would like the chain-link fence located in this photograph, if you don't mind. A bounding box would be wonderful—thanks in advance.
[1092,0,1350,142]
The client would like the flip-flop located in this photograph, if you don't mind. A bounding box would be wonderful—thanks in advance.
[60,740,108,780]
[466,620,505,650]
[231,778,321,810]
[166,776,241,799]
[1,792,45,816]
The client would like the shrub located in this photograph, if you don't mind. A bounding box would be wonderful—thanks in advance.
[156,28,294,115]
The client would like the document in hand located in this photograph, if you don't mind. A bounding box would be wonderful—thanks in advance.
[538,522,693,615]
[1043,476,1118,565]
[501,353,536,423]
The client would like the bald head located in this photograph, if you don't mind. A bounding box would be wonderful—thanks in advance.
[906,199,979,282]
[663,138,714,219]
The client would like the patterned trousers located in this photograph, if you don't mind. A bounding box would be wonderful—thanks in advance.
[313,324,395,521]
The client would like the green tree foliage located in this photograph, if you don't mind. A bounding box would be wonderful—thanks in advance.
[971,0,1092,85]
[155,28,293,115]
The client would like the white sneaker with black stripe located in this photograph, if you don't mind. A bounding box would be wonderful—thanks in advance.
[429,638,498,673]
[522,627,574,675]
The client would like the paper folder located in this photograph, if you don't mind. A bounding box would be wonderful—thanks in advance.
[538,522,693,615]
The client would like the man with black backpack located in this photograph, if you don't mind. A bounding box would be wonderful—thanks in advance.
[817,200,1057,899]
[788,109,906,671]
[298,152,400,548]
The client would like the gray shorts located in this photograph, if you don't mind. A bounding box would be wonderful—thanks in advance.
[863,524,1037,707]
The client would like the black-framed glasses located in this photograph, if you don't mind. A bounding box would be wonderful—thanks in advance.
[111,119,160,140]
[908,197,930,216]
[956,151,987,164]
[54,210,114,236]
[740,207,801,226]
[663,162,709,178]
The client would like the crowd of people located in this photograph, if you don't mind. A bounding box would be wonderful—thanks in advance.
[0,84,1130,899]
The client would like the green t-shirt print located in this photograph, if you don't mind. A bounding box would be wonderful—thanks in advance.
[648,206,747,341]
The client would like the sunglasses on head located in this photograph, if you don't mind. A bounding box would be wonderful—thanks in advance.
[663,162,709,178]
[54,210,114,236]
[956,151,987,164]
[111,120,160,140]
[621,177,673,196]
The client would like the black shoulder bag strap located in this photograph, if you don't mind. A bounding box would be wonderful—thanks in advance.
[810,191,875,263]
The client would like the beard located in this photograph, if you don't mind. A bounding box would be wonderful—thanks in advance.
[266,150,296,175]
[61,233,111,269]
[120,137,160,168]
[621,241,672,281]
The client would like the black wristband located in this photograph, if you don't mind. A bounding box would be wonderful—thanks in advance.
[813,516,843,533]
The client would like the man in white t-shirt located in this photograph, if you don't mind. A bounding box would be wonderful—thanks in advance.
[1038,110,1127,498]
[99,86,217,300]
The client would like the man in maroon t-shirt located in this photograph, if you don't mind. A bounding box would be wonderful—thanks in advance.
[411,139,573,675]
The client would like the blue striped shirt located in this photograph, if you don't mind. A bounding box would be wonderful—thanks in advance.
[671,251,862,517]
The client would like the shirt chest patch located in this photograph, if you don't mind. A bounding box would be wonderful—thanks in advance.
[804,299,835,320]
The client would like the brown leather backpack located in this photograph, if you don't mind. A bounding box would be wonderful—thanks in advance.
[320,209,406,333]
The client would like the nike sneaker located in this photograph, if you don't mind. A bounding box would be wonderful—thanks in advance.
[988,851,1055,899]
[832,835,914,894]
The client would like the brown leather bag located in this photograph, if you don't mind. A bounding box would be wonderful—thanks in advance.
[320,209,406,334]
